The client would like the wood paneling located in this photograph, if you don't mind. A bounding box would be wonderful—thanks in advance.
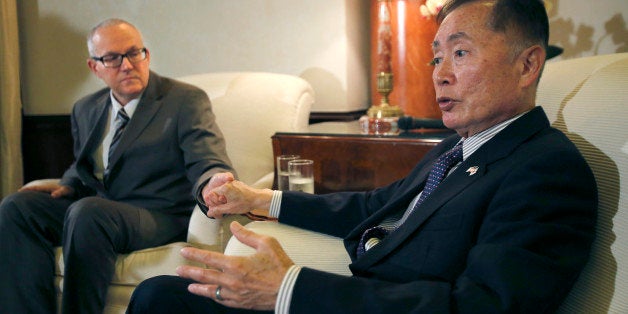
[272,130,452,194]
[22,115,73,184]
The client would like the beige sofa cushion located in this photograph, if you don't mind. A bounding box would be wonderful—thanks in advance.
[225,221,352,277]
[178,72,314,187]
[540,53,628,313]
[55,242,212,286]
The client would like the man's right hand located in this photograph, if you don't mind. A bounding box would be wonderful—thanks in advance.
[207,181,273,219]
[201,172,236,211]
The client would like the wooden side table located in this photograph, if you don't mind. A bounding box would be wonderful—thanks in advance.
[272,121,453,194]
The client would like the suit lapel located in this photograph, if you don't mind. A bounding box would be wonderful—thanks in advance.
[344,151,439,245]
[73,93,110,192]
[352,152,482,269]
[107,72,165,170]
[378,158,483,254]
[77,94,110,161]
[351,107,550,270]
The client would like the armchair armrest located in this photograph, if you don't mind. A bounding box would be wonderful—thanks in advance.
[186,206,223,247]
[187,206,254,252]
[22,178,61,188]
[224,221,352,276]
[249,171,275,189]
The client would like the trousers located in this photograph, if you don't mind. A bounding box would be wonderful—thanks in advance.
[128,275,274,314]
[0,190,190,314]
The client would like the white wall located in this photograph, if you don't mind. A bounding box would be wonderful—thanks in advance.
[17,0,627,115]
[17,0,370,115]
[547,0,628,62]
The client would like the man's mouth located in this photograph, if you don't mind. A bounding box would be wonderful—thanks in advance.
[437,97,455,110]
[121,76,139,83]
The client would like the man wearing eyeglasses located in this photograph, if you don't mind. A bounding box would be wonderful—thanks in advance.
[0,18,235,313]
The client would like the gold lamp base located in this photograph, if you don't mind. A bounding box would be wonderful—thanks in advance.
[360,72,403,135]
[367,105,404,119]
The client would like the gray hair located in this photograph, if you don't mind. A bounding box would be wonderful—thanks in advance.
[87,18,142,56]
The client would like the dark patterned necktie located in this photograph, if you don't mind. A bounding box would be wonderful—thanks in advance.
[357,142,463,257]
[107,108,130,170]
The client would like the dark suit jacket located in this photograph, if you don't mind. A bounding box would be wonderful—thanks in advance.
[280,107,597,313]
[60,71,234,215]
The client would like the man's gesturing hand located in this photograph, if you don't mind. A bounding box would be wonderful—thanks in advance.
[176,221,294,311]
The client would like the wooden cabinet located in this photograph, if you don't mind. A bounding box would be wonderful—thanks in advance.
[272,121,452,194]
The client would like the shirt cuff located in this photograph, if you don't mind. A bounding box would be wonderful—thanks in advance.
[269,190,283,218]
[275,265,302,314]
[195,178,211,206]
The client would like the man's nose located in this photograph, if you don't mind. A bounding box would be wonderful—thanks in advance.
[119,56,134,70]
[433,60,454,86]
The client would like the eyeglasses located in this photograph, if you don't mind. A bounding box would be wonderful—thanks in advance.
[91,48,147,68]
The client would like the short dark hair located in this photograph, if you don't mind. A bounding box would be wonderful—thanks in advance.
[437,0,549,57]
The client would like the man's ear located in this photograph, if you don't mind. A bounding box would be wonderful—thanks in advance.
[87,58,99,75]
[518,45,545,87]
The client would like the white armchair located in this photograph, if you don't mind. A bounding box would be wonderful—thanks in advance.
[27,72,314,313]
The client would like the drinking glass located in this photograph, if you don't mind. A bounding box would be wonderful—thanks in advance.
[288,159,315,193]
[276,155,300,191]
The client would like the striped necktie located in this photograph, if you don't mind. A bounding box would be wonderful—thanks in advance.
[107,108,130,170]
[357,142,463,256]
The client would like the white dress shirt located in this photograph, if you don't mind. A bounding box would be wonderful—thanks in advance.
[92,91,141,181]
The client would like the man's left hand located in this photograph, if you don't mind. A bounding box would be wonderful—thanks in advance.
[176,221,294,311]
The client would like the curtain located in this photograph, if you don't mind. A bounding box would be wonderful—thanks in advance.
[0,0,23,198]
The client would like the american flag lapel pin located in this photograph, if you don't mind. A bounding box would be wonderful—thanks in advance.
[466,166,479,176]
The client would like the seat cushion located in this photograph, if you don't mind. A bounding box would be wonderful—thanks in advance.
[55,241,217,286]
[225,221,352,276]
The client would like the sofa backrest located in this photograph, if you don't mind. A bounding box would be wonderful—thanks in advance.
[177,72,314,188]
[537,53,628,313]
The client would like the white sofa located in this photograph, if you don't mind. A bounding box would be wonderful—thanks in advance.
[22,72,314,313]
[223,53,628,313]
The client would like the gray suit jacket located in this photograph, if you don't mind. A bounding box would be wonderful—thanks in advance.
[60,71,235,215]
